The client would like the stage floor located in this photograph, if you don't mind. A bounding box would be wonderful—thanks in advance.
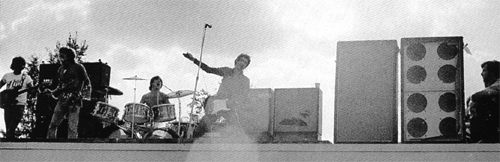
[1,139,499,161]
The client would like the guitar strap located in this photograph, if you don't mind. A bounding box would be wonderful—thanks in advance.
[14,73,27,101]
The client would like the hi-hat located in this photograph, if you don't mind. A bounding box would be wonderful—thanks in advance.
[166,90,194,98]
[123,75,147,80]
[95,86,123,95]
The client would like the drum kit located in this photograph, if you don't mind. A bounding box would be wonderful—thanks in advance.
[90,75,196,139]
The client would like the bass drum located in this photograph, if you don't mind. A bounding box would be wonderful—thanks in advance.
[108,129,129,139]
[148,130,174,139]
[99,125,141,139]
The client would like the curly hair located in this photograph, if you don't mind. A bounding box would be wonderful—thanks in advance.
[59,47,76,60]
[10,56,26,70]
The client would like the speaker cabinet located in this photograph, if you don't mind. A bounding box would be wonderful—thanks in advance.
[273,87,322,142]
[38,62,110,88]
[238,88,274,141]
[401,37,464,143]
[335,40,398,143]
[32,62,110,139]
[82,62,110,88]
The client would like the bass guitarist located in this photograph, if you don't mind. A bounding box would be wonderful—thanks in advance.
[0,56,34,139]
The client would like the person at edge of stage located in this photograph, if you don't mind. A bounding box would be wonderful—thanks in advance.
[468,60,500,143]
[182,52,251,138]
[0,56,34,139]
[45,47,91,139]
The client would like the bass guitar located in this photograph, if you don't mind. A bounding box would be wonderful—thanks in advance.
[0,82,52,108]
[0,87,34,108]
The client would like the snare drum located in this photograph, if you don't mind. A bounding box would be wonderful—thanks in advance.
[92,102,119,123]
[151,104,176,122]
[123,103,150,123]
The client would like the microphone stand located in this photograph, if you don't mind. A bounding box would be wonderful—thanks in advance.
[187,23,212,138]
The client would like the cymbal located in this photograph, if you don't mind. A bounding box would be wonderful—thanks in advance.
[95,86,124,95]
[166,90,194,98]
[123,75,147,80]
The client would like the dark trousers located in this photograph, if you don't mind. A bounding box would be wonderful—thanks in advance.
[46,97,82,139]
[3,105,25,138]
[469,102,499,143]
[470,118,499,143]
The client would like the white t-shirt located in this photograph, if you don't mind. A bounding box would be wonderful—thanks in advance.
[1,72,33,105]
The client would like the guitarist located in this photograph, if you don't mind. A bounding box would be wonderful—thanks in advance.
[183,53,251,138]
[0,56,34,139]
[45,47,91,139]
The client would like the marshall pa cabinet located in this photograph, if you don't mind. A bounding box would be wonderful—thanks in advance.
[400,37,465,143]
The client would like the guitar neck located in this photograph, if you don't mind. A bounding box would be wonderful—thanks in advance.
[16,85,42,94]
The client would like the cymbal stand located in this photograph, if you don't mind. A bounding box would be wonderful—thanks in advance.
[163,85,183,139]
[177,97,182,137]
[131,77,137,138]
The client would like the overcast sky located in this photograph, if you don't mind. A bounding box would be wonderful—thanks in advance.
[1,0,500,142]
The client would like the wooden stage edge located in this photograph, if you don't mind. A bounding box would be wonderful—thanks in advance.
[1,140,499,161]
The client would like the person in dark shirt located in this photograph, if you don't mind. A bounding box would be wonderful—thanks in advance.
[469,60,500,143]
[45,47,91,139]
[183,53,251,138]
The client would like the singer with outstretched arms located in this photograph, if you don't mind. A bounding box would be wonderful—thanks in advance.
[183,52,251,137]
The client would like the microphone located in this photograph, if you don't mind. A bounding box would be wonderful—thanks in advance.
[205,24,212,28]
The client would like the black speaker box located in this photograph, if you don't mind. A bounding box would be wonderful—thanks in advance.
[38,62,110,88]
[82,62,110,88]
[33,62,110,139]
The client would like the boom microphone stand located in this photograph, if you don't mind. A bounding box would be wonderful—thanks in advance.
[187,23,212,138]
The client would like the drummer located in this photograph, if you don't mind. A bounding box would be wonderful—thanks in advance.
[139,76,178,138]
[140,76,171,107]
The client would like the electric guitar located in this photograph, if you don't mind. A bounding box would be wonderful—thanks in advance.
[204,97,230,115]
[0,82,53,108]
[0,87,36,108]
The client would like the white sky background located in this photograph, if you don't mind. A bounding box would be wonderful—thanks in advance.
[1,0,500,142]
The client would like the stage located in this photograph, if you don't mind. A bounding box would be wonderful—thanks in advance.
[1,139,499,161]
